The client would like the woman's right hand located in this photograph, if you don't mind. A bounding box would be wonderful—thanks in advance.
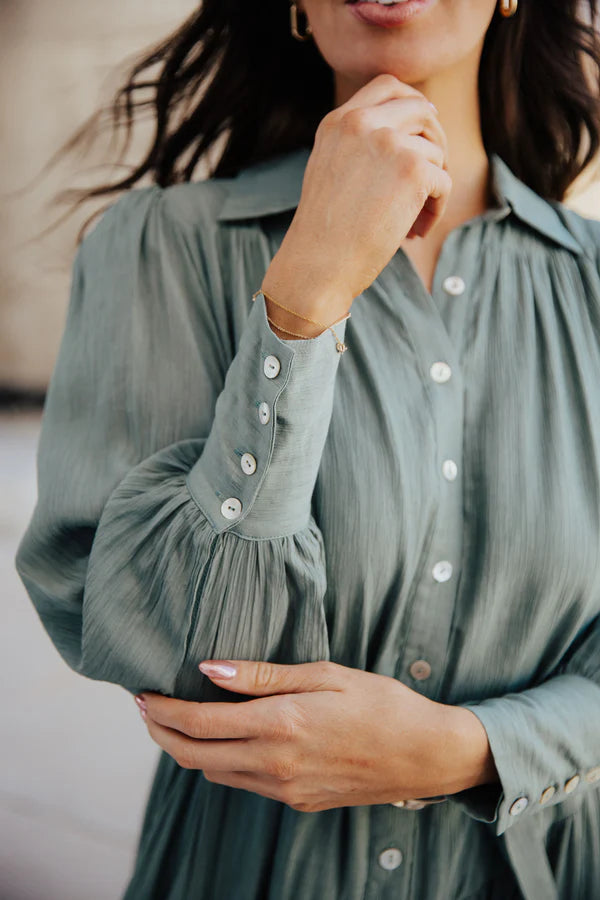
[261,73,451,333]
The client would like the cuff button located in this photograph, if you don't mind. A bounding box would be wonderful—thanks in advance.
[564,775,580,794]
[585,766,600,784]
[220,497,242,520]
[241,453,257,475]
[509,796,529,816]
[540,786,556,805]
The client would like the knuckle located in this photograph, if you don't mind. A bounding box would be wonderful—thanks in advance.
[277,783,301,807]
[317,111,341,136]
[266,754,297,782]
[373,72,401,89]
[254,661,278,692]
[269,708,298,743]
[399,149,425,180]
[182,710,205,739]
[290,799,314,813]
[340,108,371,137]
[278,785,312,812]
[372,127,403,155]
[314,660,334,680]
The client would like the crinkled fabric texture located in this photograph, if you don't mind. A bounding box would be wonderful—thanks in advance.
[15,148,600,899]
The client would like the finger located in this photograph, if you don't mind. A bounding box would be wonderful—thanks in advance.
[198,659,346,697]
[350,98,447,161]
[144,715,261,772]
[389,133,446,171]
[408,161,453,238]
[338,72,429,112]
[138,692,265,740]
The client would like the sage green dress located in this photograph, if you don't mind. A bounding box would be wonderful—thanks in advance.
[16,147,600,900]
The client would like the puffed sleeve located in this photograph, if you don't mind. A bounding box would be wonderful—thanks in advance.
[15,184,348,702]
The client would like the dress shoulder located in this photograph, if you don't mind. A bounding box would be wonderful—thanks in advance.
[72,176,245,339]
[82,176,235,250]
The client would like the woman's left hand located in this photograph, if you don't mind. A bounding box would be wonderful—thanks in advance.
[134,659,497,812]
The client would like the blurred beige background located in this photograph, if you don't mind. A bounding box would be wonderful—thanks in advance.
[1,2,599,899]
[0,0,199,393]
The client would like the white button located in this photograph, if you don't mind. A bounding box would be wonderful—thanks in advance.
[564,775,580,794]
[409,659,432,681]
[220,497,242,520]
[509,796,529,816]
[442,459,458,481]
[585,766,600,784]
[378,848,403,871]
[443,275,465,296]
[258,402,271,425]
[430,362,452,383]
[240,453,257,475]
[264,355,281,378]
[432,560,453,582]
[540,785,556,804]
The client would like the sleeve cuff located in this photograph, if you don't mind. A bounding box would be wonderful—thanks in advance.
[450,674,600,836]
[187,291,348,538]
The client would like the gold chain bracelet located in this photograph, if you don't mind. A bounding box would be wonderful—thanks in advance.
[252,288,350,354]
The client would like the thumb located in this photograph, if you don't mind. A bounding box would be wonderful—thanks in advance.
[198,658,345,696]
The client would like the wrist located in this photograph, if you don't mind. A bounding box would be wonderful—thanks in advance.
[261,255,352,329]
[437,704,500,795]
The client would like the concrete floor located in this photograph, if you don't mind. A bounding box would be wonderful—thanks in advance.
[1,412,158,900]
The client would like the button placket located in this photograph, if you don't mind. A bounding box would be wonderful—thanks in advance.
[366,786,415,894]
[379,242,468,700]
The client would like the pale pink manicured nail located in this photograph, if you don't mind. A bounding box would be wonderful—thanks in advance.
[199,662,237,679]
[134,695,147,712]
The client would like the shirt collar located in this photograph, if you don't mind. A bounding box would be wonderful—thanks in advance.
[217,145,582,255]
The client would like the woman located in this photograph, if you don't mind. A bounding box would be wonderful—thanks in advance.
[16,0,600,897]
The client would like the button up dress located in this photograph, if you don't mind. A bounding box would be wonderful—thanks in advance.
[16,147,600,900]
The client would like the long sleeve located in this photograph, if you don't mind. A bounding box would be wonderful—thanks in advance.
[15,184,348,702]
[448,610,600,837]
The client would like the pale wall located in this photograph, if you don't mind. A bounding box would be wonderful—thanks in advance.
[0,0,197,390]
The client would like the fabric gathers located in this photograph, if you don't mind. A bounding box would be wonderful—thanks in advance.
[15,146,600,900]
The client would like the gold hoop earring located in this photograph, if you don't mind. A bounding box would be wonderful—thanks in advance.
[499,0,518,17]
[290,2,313,41]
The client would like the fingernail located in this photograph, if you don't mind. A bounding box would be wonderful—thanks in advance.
[199,661,237,679]
[139,707,147,720]
[429,102,438,113]
[134,694,147,712]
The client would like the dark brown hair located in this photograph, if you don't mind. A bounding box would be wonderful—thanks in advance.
[48,0,600,244]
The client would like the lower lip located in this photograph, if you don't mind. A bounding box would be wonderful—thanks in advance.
[347,0,433,27]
